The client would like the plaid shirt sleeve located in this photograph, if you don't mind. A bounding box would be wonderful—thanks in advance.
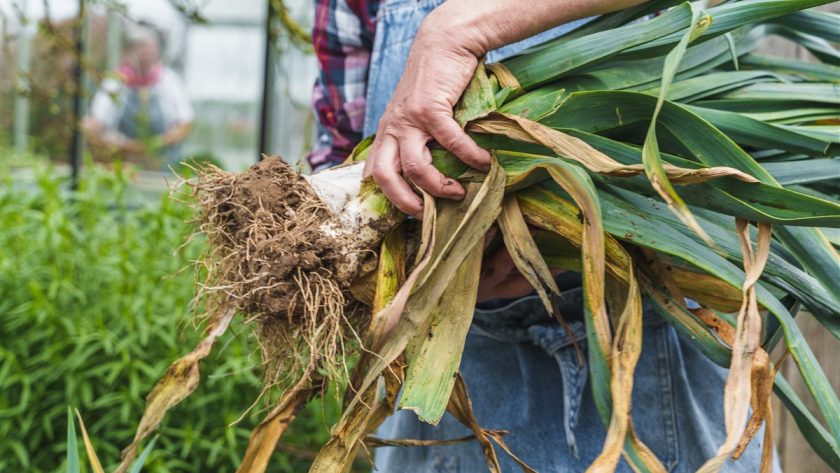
[308,0,381,171]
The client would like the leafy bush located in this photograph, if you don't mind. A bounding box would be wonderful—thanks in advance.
[0,161,339,472]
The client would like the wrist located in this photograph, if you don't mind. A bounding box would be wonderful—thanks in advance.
[416,6,493,58]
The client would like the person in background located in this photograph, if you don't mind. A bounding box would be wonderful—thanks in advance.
[83,23,193,171]
[308,0,779,471]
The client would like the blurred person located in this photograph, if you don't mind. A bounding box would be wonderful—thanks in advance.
[83,23,192,170]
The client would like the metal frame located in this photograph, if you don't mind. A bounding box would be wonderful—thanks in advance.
[69,0,86,189]
[258,0,276,161]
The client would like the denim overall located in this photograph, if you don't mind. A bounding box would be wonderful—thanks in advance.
[116,87,182,169]
[363,2,778,471]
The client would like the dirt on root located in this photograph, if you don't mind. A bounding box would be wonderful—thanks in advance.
[191,156,358,388]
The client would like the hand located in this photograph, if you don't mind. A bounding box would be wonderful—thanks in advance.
[477,225,567,302]
[121,139,144,155]
[477,246,537,302]
[161,123,192,147]
[362,18,492,218]
[361,0,647,219]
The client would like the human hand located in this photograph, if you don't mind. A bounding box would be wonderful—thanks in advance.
[362,15,492,218]
[121,138,144,155]
[477,245,537,302]
[361,0,649,219]
[476,226,559,302]
[161,123,192,147]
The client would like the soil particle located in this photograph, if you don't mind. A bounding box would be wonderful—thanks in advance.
[190,156,369,396]
[194,156,346,320]
[193,157,376,398]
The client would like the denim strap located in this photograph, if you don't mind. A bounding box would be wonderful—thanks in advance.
[471,291,590,457]
[471,291,664,458]
[531,322,589,458]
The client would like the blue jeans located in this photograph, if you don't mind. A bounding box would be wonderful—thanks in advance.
[364,1,779,471]
[375,293,777,472]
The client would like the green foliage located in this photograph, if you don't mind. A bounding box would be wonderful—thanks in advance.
[0,162,339,472]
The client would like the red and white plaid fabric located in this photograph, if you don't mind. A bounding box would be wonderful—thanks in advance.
[308,0,382,170]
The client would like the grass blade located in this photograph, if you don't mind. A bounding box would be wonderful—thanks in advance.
[774,376,840,469]
[117,308,235,473]
[497,194,560,313]
[642,4,713,245]
[238,384,320,473]
[73,409,105,473]
[128,436,158,473]
[698,221,771,472]
[398,231,483,423]
[310,227,408,473]
[66,408,80,473]
[343,159,506,419]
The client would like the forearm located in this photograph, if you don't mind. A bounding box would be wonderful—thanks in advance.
[419,0,648,56]
[162,122,192,146]
[83,118,131,150]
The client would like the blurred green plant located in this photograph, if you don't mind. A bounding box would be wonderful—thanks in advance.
[66,407,157,473]
[0,161,343,472]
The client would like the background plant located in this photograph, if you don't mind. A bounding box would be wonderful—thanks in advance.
[0,156,345,472]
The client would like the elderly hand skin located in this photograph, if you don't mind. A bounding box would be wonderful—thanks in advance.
[364,0,645,299]
[363,0,646,217]
[362,17,488,218]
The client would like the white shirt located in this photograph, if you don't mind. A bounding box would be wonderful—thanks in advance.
[89,67,193,130]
